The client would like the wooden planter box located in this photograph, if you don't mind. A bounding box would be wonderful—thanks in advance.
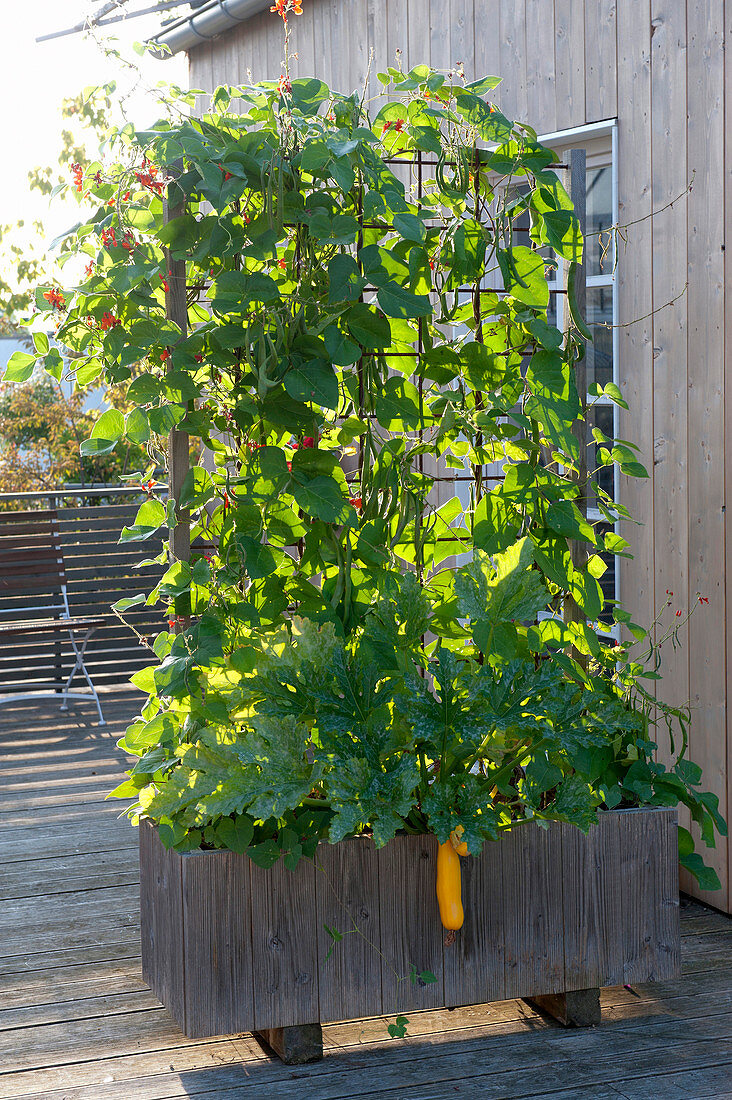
[140,809,680,1058]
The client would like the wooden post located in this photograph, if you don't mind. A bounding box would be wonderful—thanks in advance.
[526,988,601,1027]
[542,149,599,1020]
[562,148,588,644]
[163,163,191,621]
[254,1025,324,1064]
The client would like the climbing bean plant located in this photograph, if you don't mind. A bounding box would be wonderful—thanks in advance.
[17,63,725,887]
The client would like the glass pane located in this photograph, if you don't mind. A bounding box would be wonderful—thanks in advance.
[586,285,613,389]
[596,522,617,622]
[587,403,614,509]
[586,165,613,275]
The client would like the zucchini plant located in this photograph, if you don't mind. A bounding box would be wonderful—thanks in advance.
[14,50,725,892]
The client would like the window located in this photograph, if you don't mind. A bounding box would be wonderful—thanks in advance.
[543,123,619,625]
[436,122,620,625]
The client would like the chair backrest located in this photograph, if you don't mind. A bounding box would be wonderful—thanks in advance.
[0,509,69,622]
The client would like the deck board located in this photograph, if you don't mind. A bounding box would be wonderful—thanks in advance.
[0,693,729,1099]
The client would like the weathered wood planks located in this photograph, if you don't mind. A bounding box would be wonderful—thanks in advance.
[140,809,680,1040]
[139,818,185,1032]
[181,851,255,1039]
[685,0,727,906]
[315,835,383,1022]
[250,854,320,1030]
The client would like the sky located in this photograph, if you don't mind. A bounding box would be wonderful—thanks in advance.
[0,1,189,237]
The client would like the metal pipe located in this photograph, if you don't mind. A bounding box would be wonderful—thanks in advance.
[149,0,270,57]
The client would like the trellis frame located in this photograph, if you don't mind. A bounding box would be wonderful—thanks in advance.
[161,145,588,588]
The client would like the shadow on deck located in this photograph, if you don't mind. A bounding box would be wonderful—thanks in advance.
[0,693,730,1100]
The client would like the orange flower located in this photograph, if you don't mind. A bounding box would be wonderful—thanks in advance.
[278,258,287,270]
[43,287,65,310]
[349,497,362,509]
[134,162,165,196]
[100,311,120,331]
[70,163,83,193]
[270,0,302,19]
[160,349,170,362]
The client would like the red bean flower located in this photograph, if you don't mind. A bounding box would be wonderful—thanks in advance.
[270,0,302,19]
[100,311,121,331]
[43,287,65,310]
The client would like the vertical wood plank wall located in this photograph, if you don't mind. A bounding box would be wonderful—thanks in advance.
[189,0,730,913]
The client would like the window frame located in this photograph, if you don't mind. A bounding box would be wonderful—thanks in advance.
[540,121,620,625]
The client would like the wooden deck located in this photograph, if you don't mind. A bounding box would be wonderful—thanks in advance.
[1,692,730,1100]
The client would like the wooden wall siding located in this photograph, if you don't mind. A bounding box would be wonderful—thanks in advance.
[188,0,731,911]
[141,811,680,1039]
[650,3,691,870]
[725,0,732,919]
[685,0,726,904]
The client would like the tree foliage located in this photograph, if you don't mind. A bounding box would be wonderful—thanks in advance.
[0,375,146,492]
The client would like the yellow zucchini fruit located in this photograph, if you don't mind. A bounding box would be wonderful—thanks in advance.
[436,839,464,930]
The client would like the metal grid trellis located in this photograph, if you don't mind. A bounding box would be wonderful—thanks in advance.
[160,143,587,579]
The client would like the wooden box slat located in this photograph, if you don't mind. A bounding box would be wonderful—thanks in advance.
[315,836,383,1023]
[502,822,565,999]
[139,808,680,1039]
[139,817,185,1029]
[378,833,445,1015]
[181,850,254,1039]
[621,808,681,983]
[444,830,505,1007]
[250,856,319,1030]
[560,812,627,989]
